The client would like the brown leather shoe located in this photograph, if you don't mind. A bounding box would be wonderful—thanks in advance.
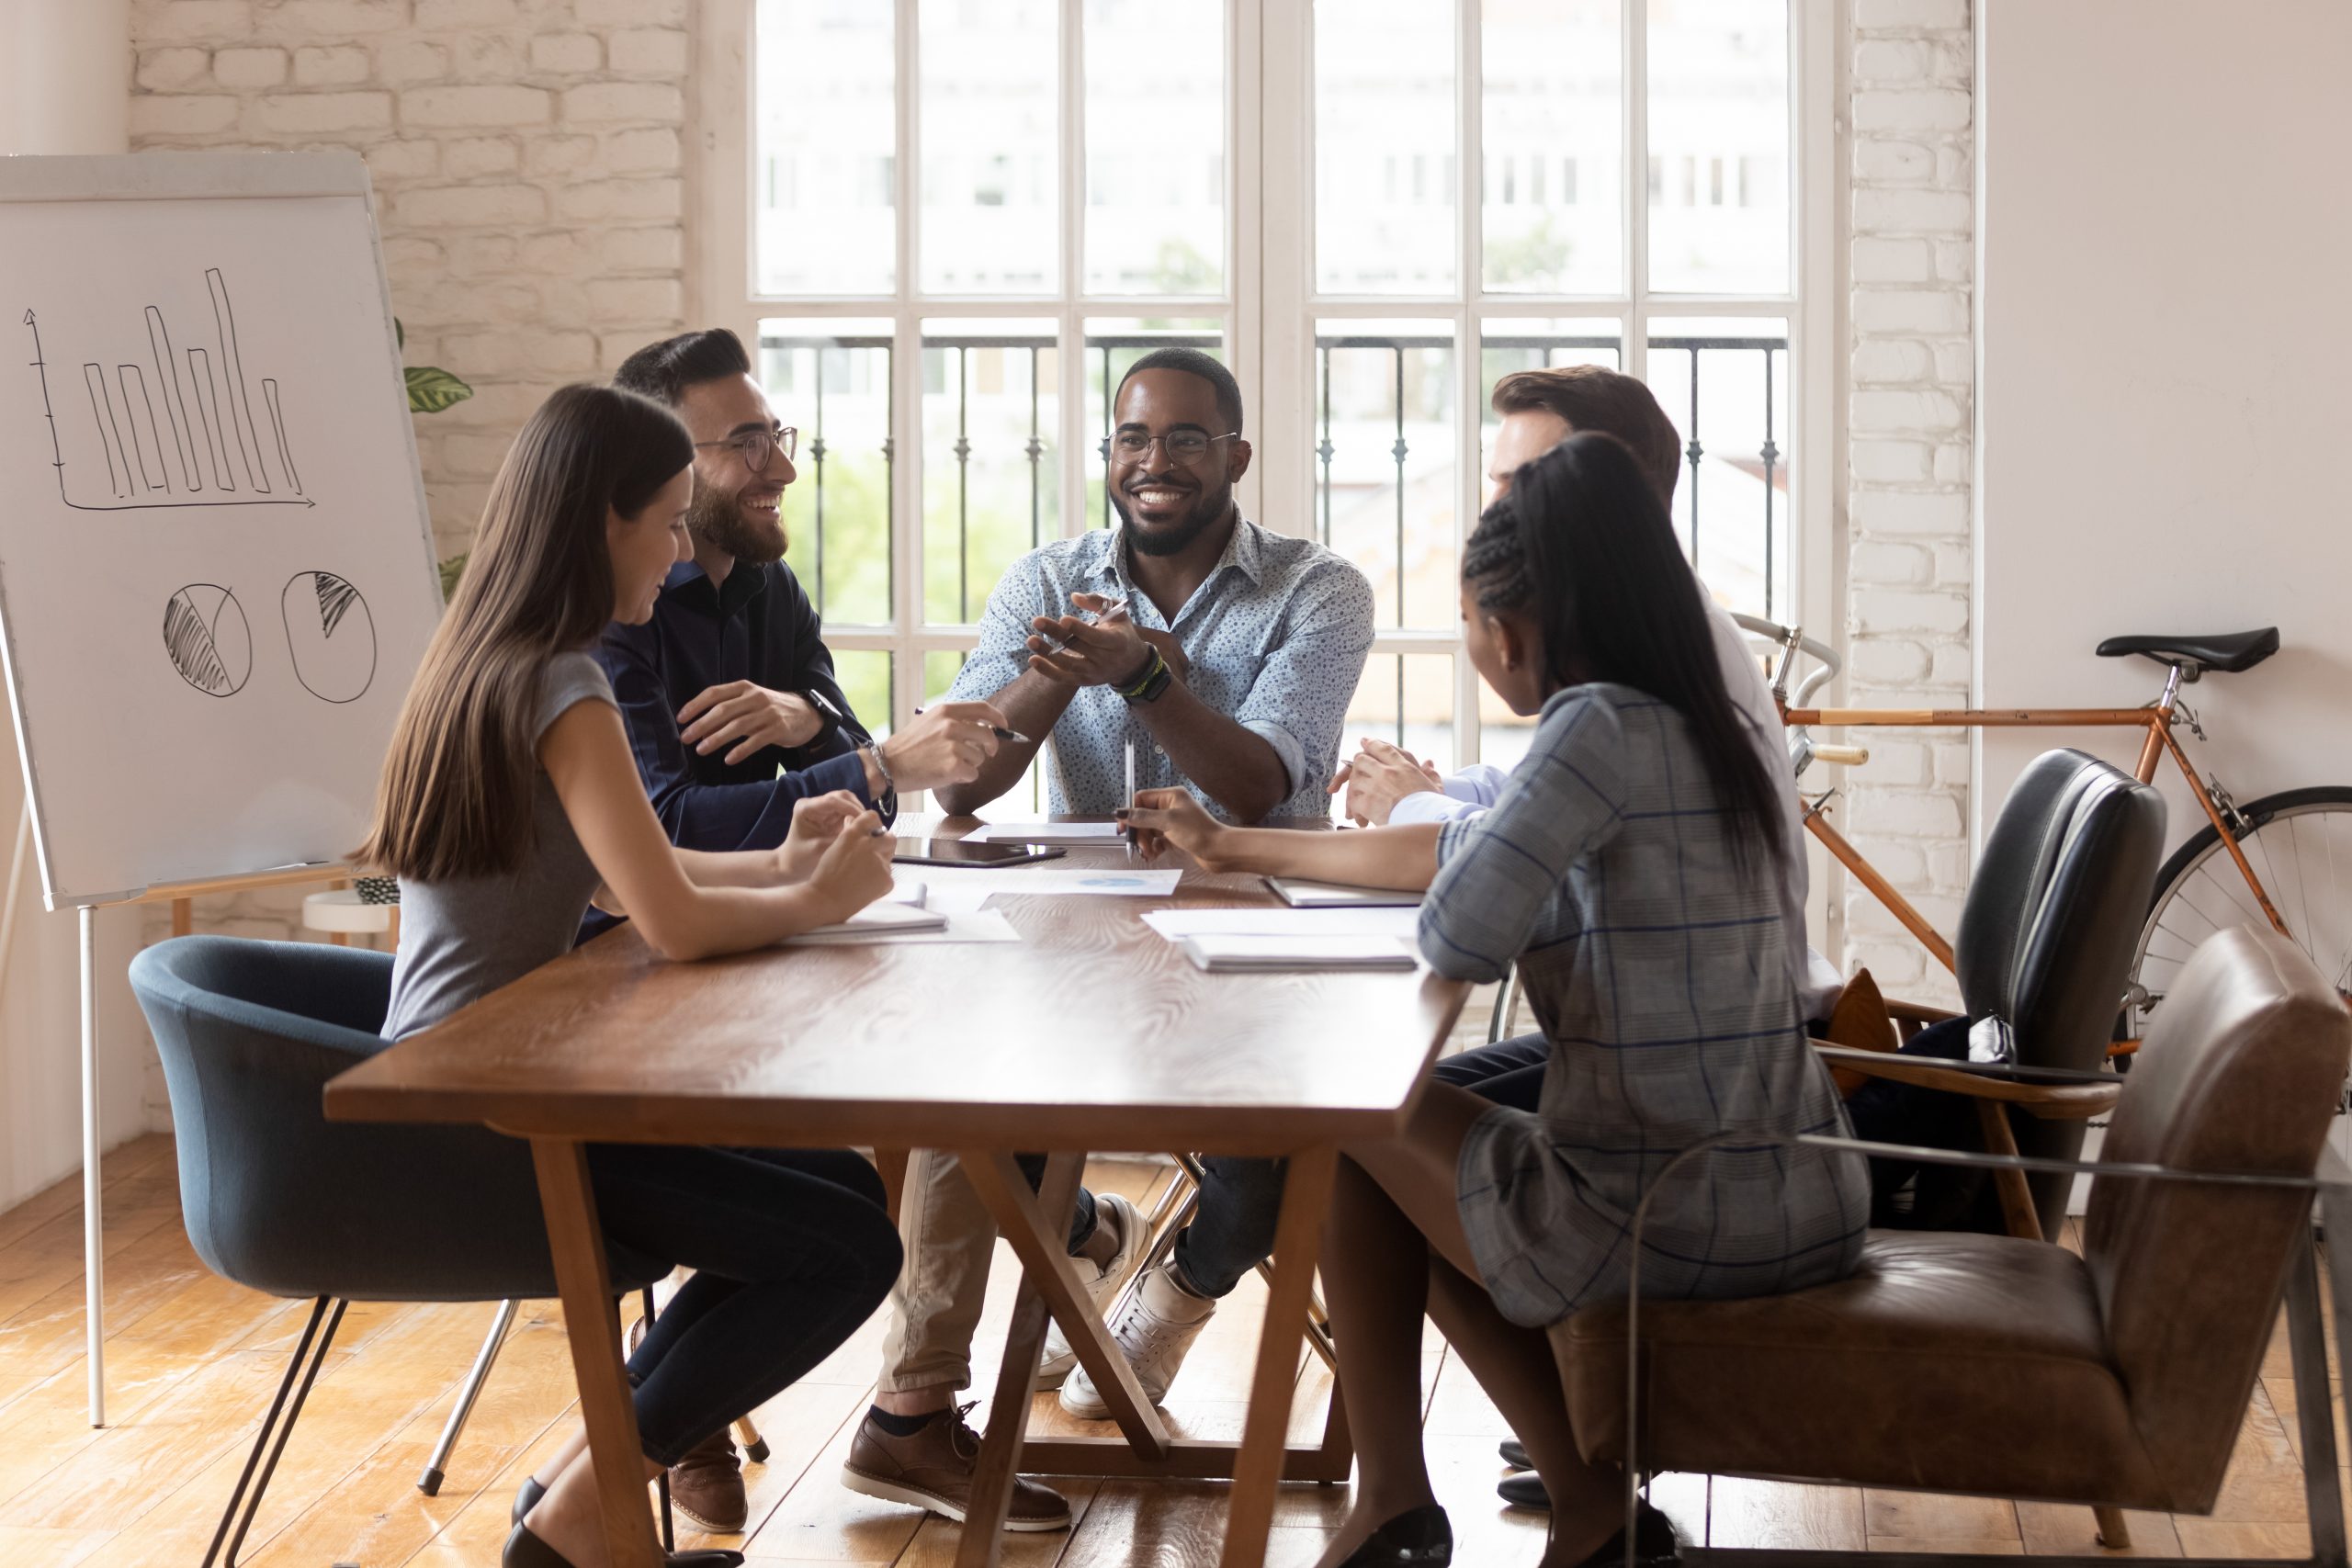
[669,1427,748,1534]
[839,1406,1070,1531]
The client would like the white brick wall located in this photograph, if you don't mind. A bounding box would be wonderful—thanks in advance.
[127,0,691,1126]
[129,0,691,570]
[1842,0,1975,1002]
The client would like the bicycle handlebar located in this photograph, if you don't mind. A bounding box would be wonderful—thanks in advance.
[1731,613,1840,706]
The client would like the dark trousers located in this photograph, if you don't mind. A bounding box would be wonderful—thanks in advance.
[1015,1152,1100,1253]
[1163,1034,1552,1300]
[594,1144,902,1465]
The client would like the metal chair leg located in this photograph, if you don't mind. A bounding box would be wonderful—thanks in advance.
[205,1296,347,1568]
[417,1298,518,1496]
[1487,963,1519,1043]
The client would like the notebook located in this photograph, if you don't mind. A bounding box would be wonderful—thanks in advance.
[1265,877,1422,909]
[1178,933,1419,972]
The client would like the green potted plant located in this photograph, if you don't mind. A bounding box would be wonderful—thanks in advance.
[397,320,475,602]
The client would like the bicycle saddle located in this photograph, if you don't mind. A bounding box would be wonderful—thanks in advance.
[2094,626,2278,673]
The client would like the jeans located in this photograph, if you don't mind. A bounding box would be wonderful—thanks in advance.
[1429,1032,1548,1111]
[592,1144,902,1465]
[1167,1035,1552,1300]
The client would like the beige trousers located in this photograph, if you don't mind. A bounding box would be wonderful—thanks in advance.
[876,1148,1003,1393]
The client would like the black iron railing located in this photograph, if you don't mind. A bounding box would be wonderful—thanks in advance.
[763,328,1789,638]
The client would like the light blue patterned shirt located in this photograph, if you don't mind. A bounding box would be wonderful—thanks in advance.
[946,519,1375,818]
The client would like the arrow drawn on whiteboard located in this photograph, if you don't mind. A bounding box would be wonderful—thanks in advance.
[23,276,317,511]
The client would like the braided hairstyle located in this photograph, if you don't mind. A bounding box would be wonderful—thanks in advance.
[1464,431,1783,877]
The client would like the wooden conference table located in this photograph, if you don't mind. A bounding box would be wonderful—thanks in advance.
[324,818,1468,1568]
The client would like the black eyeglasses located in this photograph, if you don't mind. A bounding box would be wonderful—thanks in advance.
[695,425,797,472]
[1105,429,1238,464]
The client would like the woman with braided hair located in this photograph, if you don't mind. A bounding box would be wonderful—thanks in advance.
[1122,432,1869,1568]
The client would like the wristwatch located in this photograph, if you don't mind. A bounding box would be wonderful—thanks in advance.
[797,688,846,749]
[1116,646,1174,705]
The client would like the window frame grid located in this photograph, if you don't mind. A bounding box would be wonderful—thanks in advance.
[695,0,1834,795]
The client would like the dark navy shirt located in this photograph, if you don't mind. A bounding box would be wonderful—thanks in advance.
[594,557,880,857]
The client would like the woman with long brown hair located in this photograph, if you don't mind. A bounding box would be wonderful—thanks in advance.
[362,384,994,1568]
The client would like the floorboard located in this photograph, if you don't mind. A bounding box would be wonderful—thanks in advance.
[0,1135,2336,1565]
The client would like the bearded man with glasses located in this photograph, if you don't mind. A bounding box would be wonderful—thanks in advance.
[602,330,1007,882]
[589,331,1010,1529]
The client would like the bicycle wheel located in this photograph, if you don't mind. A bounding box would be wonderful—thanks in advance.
[2125,786,2352,1039]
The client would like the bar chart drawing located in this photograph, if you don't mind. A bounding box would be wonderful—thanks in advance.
[23,265,314,510]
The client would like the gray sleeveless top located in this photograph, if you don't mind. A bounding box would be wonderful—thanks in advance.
[382,651,613,1041]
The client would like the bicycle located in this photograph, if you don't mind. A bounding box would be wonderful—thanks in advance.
[1732,615,2352,1043]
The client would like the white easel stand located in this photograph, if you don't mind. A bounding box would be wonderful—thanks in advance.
[79,903,101,1427]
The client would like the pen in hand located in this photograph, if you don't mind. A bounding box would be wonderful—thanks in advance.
[910,706,1030,745]
[1039,595,1131,653]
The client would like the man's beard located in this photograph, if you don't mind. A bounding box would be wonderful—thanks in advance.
[686,477,786,565]
[1110,479,1231,558]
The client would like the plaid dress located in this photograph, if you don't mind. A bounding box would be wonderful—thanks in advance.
[1425,682,1870,1329]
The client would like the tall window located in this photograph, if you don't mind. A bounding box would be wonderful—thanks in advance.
[701,0,1826,807]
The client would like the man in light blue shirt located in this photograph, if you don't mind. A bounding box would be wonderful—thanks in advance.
[855,350,1373,1508]
[937,348,1374,821]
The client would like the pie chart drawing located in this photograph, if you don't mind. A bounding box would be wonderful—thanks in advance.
[163,583,251,697]
[281,570,376,704]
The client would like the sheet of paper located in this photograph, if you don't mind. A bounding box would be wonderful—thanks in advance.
[1142,906,1421,942]
[779,908,1023,947]
[963,820,1129,844]
[916,866,1181,913]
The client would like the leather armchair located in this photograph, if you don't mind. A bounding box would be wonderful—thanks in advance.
[1556,925,2352,1567]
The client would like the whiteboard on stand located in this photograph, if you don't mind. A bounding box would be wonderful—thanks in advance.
[0,152,440,909]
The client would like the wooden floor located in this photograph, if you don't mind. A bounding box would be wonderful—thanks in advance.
[0,1134,2337,1566]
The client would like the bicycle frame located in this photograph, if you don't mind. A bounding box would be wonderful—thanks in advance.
[1785,665,2290,976]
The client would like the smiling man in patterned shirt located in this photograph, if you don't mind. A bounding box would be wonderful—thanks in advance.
[935,347,1374,820]
[840,351,1372,1520]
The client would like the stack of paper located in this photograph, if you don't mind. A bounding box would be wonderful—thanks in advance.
[1265,877,1422,909]
[1141,906,1421,942]
[1179,933,1418,972]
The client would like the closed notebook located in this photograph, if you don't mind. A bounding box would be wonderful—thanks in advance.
[1264,877,1422,909]
[1178,933,1418,972]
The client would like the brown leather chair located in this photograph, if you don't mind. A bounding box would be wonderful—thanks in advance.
[1554,925,2352,1567]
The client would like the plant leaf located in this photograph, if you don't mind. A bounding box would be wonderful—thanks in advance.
[395,316,405,350]
[438,553,468,604]
[405,365,473,414]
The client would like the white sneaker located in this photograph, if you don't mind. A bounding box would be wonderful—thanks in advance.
[1035,1191,1144,1390]
[1057,1263,1216,1419]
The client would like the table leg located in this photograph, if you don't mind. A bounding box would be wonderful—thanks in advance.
[1219,1145,1338,1568]
[960,1150,1171,1460]
[529,1137,661,1568]
[950,1153,1085,1568]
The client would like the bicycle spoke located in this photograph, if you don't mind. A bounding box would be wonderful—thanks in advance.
[2290,815,2315,959]
[2251,823,2298,950]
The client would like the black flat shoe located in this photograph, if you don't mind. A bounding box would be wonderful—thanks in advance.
[1498,1469,1548,1509]
[502,1520,743,1568]
[1334,1504,1452,1567]
[1498,1437,1531,1470]
[1568,1498,1681,1568]
[511,1476,547,1527]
